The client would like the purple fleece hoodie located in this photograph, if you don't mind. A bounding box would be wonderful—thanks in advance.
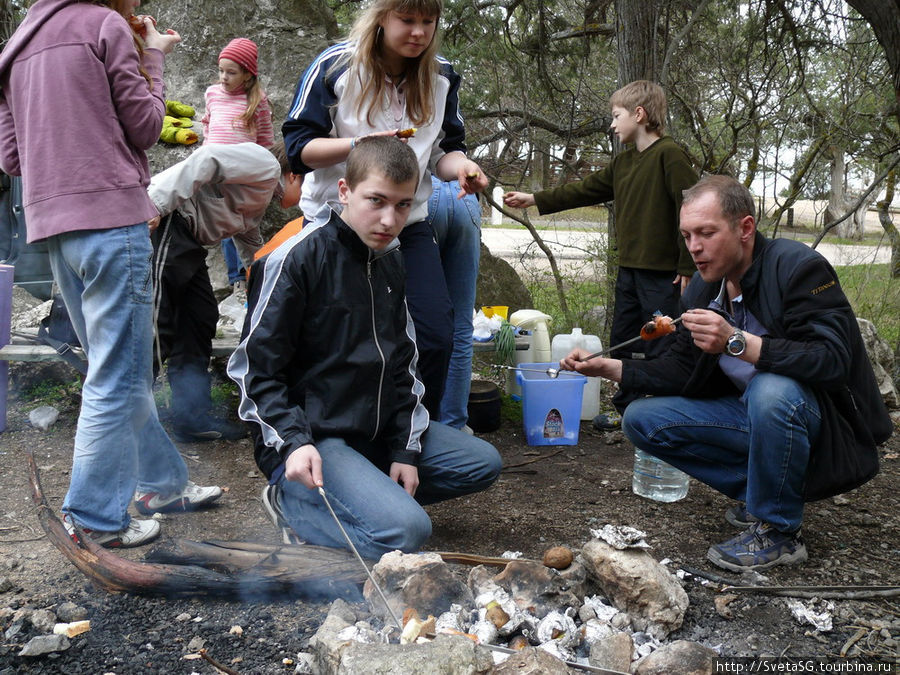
[0,0,166,242]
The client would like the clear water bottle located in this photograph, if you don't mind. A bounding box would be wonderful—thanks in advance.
[632,448,690,502]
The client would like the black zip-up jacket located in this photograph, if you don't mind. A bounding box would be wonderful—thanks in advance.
[621,232,892,500]
[227,211,429,480]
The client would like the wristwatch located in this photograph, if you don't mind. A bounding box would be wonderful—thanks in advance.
[725,328,746,356]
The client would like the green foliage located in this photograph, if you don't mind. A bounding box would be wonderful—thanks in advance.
[22,378,82,407]
[836,263,900,347]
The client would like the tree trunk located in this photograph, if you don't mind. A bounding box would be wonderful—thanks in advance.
[615,0,659,84]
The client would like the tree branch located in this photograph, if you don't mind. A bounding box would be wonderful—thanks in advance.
[811,154,900,248]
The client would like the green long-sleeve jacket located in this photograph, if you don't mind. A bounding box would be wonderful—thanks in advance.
[533,136,698,276]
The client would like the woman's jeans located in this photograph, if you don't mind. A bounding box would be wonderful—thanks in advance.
[48,224,188,531]
[622,372,821,533]
[278,421,501,559]
[427,177,481,429]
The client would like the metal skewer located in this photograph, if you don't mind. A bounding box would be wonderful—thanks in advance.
[579,316,683,362]
[492,316,683,379]
[317,486,402,630]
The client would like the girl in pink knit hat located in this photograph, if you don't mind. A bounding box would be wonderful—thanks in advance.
[201,37,274,146]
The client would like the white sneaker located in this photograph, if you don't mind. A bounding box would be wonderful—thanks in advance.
[134,481,223,515]
[63,513,160,549]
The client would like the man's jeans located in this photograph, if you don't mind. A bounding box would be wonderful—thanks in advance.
[48,224,188,532]
[428,177,481,429]
[622,373,821,532]
[278,421,501,559]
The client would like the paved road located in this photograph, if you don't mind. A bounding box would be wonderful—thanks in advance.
[480,226,891,274]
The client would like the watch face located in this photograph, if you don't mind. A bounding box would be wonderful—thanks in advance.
[727,332,746,355]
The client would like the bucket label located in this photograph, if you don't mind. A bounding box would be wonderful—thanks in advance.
[543,409,564,438]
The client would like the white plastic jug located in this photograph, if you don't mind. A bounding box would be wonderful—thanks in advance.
[551,327,602,420]
[508,310,552,397]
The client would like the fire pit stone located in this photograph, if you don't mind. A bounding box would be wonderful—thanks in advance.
[581,538,689,640]
[364,551,474,622]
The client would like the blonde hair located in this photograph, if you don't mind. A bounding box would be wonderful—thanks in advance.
[610,80,667,133]
[236,73,265,136]
[343,0,443,127]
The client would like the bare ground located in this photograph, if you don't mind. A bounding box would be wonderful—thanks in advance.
[0,366,898,673]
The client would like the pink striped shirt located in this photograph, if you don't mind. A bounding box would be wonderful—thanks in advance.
[201,84,274,146]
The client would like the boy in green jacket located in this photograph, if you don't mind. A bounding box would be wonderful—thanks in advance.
[504,80,698,427]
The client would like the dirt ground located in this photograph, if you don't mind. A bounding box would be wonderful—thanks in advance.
[0,365,898,674]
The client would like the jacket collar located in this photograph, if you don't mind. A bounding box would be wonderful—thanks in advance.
[737,231,770,291]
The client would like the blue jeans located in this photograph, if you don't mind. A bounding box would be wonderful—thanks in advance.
[427,177,481,428]
[622,373,821,532]
[221,238,244,285]
[48,224,188,531]
[278,421,501,559]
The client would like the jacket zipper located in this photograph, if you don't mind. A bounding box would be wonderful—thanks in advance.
[367,256,386,439]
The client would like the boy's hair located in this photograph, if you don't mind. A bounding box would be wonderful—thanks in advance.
[345,136,419,189]
[682,174,755,225]
[343,0,443,127]
[609,80,667,133]
[269,140,290,175]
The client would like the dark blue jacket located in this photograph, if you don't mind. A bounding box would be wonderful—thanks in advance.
[622,232,891,500]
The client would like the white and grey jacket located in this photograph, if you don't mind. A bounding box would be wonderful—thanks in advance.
[148,143,280,267]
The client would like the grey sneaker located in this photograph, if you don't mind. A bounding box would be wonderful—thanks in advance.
[134,481,223,515]
[725,502,759,528]
[707,521,808,572]
[261,484,303,545]
[63,513,160,549]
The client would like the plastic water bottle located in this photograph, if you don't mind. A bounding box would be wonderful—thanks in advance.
[550,327,601,420]
[632,449,690,502]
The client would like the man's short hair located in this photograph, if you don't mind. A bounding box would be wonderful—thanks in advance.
[346,136,420,189]
[683,174,756,224]
[269,140,291,175]
[609,80,667,133]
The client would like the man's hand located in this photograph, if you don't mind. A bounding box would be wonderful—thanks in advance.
[147,215,160,232]
[681,308,733,354]
[559,347,623,383]
[389,462,419,497]
[284,443,323,489]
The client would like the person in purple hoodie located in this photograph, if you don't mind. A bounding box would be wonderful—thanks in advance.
[0,0,222,548]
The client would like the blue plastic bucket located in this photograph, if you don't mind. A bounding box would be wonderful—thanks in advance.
[515,363,586,446]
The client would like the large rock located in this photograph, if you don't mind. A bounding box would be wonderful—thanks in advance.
[365,551,474,622]
[338,635,494,675]
[476,243,533,315]
[580,539,689,640]
[143,0,338,234]
[857,318,899,409]
[632,639,717,675]
[491,645,571,674]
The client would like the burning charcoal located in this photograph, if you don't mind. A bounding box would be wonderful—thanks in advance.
[469,618,499,644]
[501,551,523,559]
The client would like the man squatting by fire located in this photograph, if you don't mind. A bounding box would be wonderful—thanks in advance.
[561,174,892,572]
[227,136,501,558]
